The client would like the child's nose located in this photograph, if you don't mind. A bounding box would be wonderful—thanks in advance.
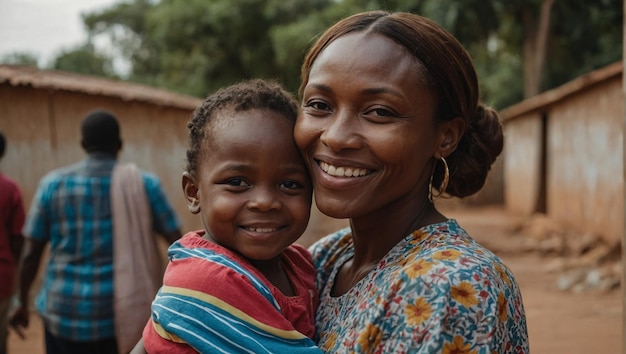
[247,187,282,211]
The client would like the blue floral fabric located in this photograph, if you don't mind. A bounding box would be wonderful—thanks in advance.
[310,219,529,354]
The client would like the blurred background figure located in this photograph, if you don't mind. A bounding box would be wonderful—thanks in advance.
[0,131,26,354]
[9,110,182,354]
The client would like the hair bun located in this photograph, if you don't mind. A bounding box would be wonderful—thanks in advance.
[444,104,503,198]
[471,105,503,165]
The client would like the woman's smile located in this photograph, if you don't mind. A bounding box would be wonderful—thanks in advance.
[318,161,372,177]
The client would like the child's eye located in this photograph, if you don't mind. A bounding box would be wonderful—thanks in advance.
[225,178,250,188]
[280,180,302,190]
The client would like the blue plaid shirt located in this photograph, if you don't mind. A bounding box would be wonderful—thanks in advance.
[23,153,181,341]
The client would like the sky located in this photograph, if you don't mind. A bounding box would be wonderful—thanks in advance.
[0,0,121,66]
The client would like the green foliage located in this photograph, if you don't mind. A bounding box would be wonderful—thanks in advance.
[0,52,40,67]
[417,0,622,108]
[82,0,159,83]
[82,0,334,96]
[51,45,117,78]
[62,0,621,109]
[544,0,622,90]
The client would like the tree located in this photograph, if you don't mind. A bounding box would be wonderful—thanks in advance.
[76,0,621,109]
[521,0,555,97]
[414,0,622,107]
[544,0,622,90]
[51,44,117,78]
[1,52,39,67]
[83,0,332,96]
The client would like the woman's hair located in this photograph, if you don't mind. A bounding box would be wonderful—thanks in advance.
[186,79,299,177]
[299,11,503,198]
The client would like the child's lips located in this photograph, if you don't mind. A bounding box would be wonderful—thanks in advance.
[242,226,280,233]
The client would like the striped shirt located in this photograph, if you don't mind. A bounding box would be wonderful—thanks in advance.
[23,153,181,341]
[143,231,322,353]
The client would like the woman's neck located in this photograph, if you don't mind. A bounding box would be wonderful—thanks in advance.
[331,202,443,296]
[349,200,443,268]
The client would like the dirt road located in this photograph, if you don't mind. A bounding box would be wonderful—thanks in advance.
[451,206,622,354]
[8,205,622,353]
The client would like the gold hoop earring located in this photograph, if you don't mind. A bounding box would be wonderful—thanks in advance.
[428,156,449,203]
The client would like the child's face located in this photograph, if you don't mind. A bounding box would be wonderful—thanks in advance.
[183,108,312,262]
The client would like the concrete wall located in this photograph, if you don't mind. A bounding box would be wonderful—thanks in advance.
[0,84,204,235]
[501,62,623,244]
[503,112,544,215]
[547,78,623,243]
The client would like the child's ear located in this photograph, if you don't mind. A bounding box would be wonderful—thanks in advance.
[435,117,465,158]
[182,172,201,214]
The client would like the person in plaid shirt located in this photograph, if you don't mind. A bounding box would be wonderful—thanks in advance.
[10,110,182,354]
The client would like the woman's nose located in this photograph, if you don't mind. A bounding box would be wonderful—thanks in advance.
[320,111,362,152]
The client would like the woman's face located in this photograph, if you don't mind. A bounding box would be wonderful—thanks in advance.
[295,32,443,220]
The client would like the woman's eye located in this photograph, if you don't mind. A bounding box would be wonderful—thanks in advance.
[371,108,394,117]
[363,107,402,123]
[305,100,331,111]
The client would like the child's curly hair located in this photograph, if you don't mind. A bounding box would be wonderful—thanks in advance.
[185,79,299,177]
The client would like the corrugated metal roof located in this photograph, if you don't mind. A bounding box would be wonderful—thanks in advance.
[0,64,203,110]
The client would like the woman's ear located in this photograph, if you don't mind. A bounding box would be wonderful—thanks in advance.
[182,172,201,214]
[435,117,465,158]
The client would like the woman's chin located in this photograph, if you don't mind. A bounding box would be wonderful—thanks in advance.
[314,197,355,219]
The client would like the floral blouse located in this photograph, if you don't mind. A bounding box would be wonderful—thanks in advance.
[309,219,529,354]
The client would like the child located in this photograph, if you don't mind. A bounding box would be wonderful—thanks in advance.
[138,79,322,353]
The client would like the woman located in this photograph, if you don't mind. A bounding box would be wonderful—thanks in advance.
[295,11,529,353]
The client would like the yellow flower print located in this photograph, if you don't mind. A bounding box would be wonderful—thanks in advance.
[375,295,382,305]
[405,297,432,326]
[404,259,433,279]
[322,332,338,352]
[495,264,512,285]
[451,281,479,308]
[409,229,429,244]
[497,292,508,322]
[442,335,478,354]
[356,323,382,353]
[433,249,461,261]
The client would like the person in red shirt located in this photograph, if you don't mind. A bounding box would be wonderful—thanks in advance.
[0,131,25,354]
